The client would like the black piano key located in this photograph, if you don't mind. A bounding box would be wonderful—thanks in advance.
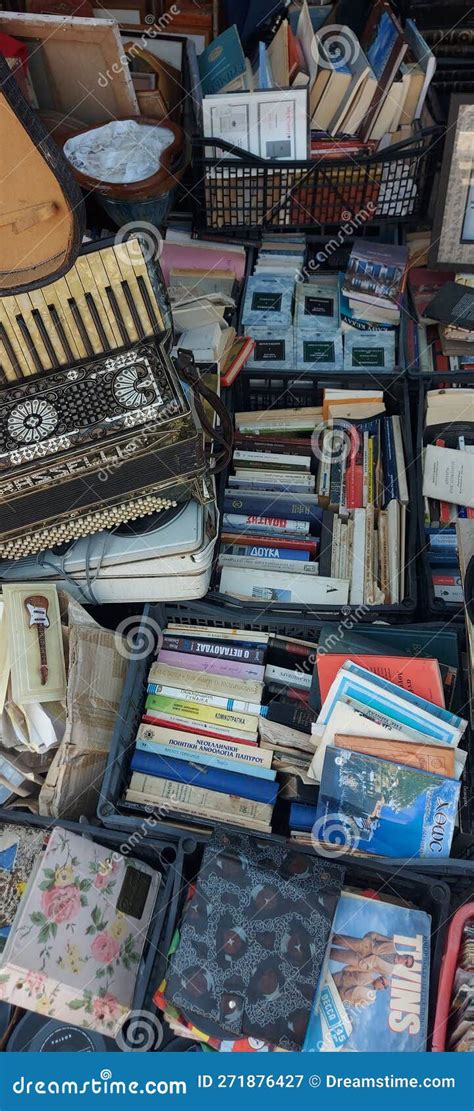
[68,298,94,357]
[85,292,110,352]
[15,315,44,374]
[106,286,130,346]
[137,275,159,331]
[48,305,74,362]
[31,309,60,369]
[0,323,23,379]
[122,281,145,339]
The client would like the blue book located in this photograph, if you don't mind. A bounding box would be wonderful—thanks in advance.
[223,491,323,531]
[341,660,466,734]
[197,25,246,97]
[130,751,279,806]
[290,802,318,832]
[305,891,431,1052]
[382,413,399,505]
[221,543,309,561]
[314,747,460,859]
[135,740,276,781]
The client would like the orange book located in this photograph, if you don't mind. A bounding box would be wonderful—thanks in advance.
[334,734,455,778]
[316,653,445,707]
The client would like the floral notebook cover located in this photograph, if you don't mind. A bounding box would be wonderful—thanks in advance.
[0,827,160,1036]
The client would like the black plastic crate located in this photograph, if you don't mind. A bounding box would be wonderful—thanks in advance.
[153,836,454,1052]
[402,295,474,384]
[0,815,184,1047]
[208,374,417,622]
[98,604,474,853]
[415,382,466,622]
[189,127,440,238]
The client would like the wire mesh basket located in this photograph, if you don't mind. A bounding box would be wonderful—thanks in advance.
[190,125,441,237]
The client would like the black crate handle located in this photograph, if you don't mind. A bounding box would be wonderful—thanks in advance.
[175,348,234,474]
[194,125,443,166]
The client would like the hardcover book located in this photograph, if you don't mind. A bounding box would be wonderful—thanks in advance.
[305,891,431,1052]
[165,830,344,1050]
[0,828,160,1035]
[314,747,460,858]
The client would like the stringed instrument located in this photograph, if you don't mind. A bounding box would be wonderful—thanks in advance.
[24,593,50,685]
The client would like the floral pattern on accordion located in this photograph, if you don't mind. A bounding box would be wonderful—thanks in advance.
[0,828,160,1035]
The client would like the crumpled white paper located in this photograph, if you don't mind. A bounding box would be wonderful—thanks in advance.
[64,120,174,183]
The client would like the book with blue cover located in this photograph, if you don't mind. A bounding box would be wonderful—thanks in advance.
[198,25,247,97]
[305,891,431,1052]
[314,747,460,858]
[130,751,279,806]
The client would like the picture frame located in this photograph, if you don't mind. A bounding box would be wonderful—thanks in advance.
[429,94,474,271]
[93,0,147,26]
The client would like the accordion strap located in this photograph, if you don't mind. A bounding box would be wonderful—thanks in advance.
[175,349,233,474]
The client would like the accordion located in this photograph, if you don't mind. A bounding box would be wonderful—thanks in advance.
[0,238,220,559]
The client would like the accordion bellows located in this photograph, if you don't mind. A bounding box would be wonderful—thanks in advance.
[0,241,208,558]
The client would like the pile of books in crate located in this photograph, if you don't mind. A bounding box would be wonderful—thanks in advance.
[121,620,467,861]
[240,238,407,375]
[217,387,409,607]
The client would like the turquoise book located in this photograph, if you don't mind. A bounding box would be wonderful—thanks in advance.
[198,25,246,97]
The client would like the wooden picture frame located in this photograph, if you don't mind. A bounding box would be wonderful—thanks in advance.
[0,10,138,124]
[93,0,146,26]
[429,95,474,271]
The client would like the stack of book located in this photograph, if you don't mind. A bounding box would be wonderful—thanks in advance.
[406,4,474,119]
[407,269,474,376]
[421,388,474,605]
[240,239,402,374]
[124,625,323,832]
[153,841,432,1053]
[196,3,435,153]
[290,616,466,841]
[218,388,409,607]
[310,660,465,859]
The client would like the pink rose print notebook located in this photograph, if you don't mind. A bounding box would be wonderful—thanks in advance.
[0,827,161,1036]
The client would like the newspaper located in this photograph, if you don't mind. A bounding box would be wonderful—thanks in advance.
[38,597,128,820]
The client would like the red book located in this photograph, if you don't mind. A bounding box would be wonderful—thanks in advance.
[142,715,258,747]
[316,654,445,707]
[221,337,255,387]
[345,462,364,509]
[220,533,319,553]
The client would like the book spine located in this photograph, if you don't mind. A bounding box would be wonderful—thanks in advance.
[157,650,265,681]
[135,740,276,779]
[137,723,271,765]
[218,554,318,575]
[221,543,310,561]
[127,774,272,826]
[221,533,319,553]
[148,663,263,702]
[142,713,258,746]
[145,695,257,734]
[223,494,322,529]
[146,683,261,716]
[263,701,315,732]
[264,664,312,691]
[161,636,265,663]
[392,415,409,504]
[382,415,398,506]
[130,751,278,805]
[223,514,310,535]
